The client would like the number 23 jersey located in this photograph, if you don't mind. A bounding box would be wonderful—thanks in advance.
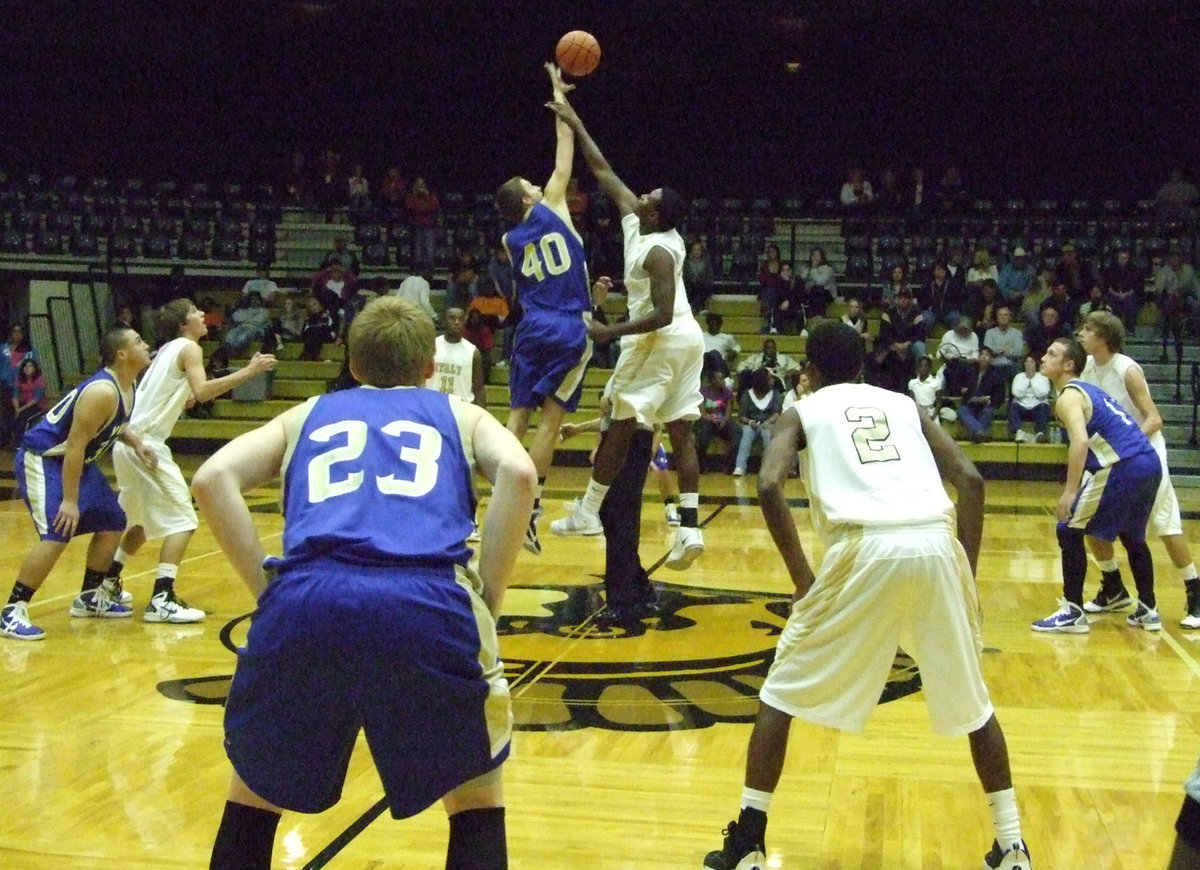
[280,386,477,569]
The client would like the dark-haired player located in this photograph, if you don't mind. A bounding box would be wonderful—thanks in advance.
[495,64,604,556]
[702,321,1031,870]
[545,96,706,571]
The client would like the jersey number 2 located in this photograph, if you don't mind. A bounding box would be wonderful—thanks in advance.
[306,419,442,503]
[520,232,572,282]
[845,407,901,463]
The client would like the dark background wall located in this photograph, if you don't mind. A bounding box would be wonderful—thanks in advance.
[1,0,1197,200]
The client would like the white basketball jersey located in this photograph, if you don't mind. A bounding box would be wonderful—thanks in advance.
[794,382,954,541]
[1082,353,1167,458]
[621,213,697,341]
[427,335,477,402]
[130,337,194,442]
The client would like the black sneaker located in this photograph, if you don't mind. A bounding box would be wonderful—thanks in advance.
[702,821,765,870]
[1184,585,1200,629]
[1082,571,1132,613]
[983,838,1033,869]
[522,506,544,556]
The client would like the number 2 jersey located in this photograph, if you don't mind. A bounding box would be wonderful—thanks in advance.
[792,382,953,542]
[278,386,477,570]
[502,202,590,316]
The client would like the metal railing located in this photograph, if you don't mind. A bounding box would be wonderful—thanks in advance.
[1190,362,1199,448]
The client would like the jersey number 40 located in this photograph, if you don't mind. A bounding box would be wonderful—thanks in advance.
[520,232,573,282]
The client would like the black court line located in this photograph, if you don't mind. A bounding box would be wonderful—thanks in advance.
[306,501,728,866]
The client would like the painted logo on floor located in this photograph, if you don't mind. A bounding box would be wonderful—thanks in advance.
[158,580,922,732]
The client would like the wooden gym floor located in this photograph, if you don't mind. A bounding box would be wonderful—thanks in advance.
[2,453,1200,868]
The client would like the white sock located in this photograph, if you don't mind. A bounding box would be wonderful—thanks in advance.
[1181,563,1199,582]
[579,479,610,516]
[1097,558,1119,573]
[740,786,773,814]
[679,493,699,510]
[113,547,129,566]
[157,563,180,581]
[986,788,1022,847]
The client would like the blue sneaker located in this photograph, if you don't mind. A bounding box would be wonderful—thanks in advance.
[1,601,45,641]
[69,582,134,619]
[1126,600,1163,631]
[1031,599,1089,634]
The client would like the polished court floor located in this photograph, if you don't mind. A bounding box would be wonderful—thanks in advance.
[2,456,1200,868]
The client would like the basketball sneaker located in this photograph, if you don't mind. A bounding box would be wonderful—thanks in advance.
[549,508,603,537]
[144,590,206,624]
[107,575,133,606]
[523,506,544,556]
[665,503,681,526]
[69,583,134,618]
[983,838,1033,869]
[1030,599,1089,633]
[466,523,481,543]
[0,601,45,641]
[702,820,766,870]
[665,526,704,570]
[1083,570,1131,613]
[1126,600,1163,631]
[1184,585,1200,629]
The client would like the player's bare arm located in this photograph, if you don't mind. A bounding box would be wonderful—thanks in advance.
[465,407,537,616]
[1124,364,1164,438]
[757,407,816,600]
[181,342,276,404]
[471,347,486,408]
[192,408,296,599]
[56,382,120,536]
[1054,389,1091,521]
[545,99,637,215]
[920,412,985,573]
[589,247,675,344]
[543,63,575,207]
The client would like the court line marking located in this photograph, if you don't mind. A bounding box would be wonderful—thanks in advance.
[1160,628,1200,678]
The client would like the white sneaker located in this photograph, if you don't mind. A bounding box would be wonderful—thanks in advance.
[732,466,746,477]
[466,523,481,543]
[664,503,680,526]
[143,590,206,624]
[549,508,603,536]
[1013,430,1032,443]
[665,526,704,570]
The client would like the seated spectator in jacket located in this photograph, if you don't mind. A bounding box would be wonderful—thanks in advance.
[242,263,282,303]
[954,347,1007,442]
[1055,243,1099,303]
[1025,304,1072,361]
[840,296,869,340]
[733,367,782,477]
[799,247,838,314]
[875,263,911,310]
[965,249,999,289]
[299,295,335,361]
[220,291,278,358]
[920,260,964,331]
[907,354,943,421]
[1076,285,1114,324]
[839,166,874,208]
[702,312,740,377]
[982,304,1025,380]
[277,295,306,341]
[937,316,981,396]
[1152,243,1200,332]
[873,287,926,391]
[321,237,359,275]
[1020,268,1053,330]
[769,263,807,335]
[737,338,799,396]
[967,277,1002,339]
[684,239,716,313]
[1040,280,1078,328]
[694,368,741,473]
[1103,247,1145,331]
[998,246,1035,304]
[311,260,356,330]
[1008,353,1052,443]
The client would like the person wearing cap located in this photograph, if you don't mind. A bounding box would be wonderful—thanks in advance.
[1152,244,1200,358]
[1103,247,1146,332]
[998,246,1035,304]
[701,312,740,377]
[872,287,926,392]
[1055,243,1100,305]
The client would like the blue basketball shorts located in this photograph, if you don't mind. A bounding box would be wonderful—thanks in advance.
[15,449,126,542]
[1062,451,1161,543]
[508,311,591,412]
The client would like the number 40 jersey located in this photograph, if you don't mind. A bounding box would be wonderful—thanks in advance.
[279,386,477,569]
[792,382,954,540]
[502,202,591,316]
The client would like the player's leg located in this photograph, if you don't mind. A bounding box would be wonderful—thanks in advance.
[663,417,704,569]
[442,769,507,870]
[106,524,145,606]
[1,539,69,640]
[505,406,531,440]
[598,429,654,622]
[1081,535,1132,613]
[143,529,205,623]
[210,770,283,870]
[69,529,135,619]
[550,416,635,537]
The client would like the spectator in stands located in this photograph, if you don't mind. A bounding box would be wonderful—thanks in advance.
[737,338,799,396]
[347,164,370,214]
[486,242,517,305]
[404,176,440,268]
[447,247,479,310]
[311,260,357,330]
[113,303,136,331]
[1020,268,1053,329]
[684,239,716,314]
[322,236,360,275]
[1103,247,1145,331]
[875,287,926,391]
[314,149,347,219]
[982,304,1025,381]
[954,347,1006,442]
[392,267,437,321]
[733,367,781,477]
[201,296,225,341]
[282,149,310,208]
[11,357,47,448]
[944,243,969,289]
[907,354,943,421]
[1076,284,1113,324]
[277,295,305,341]
[467,278,509,361]
[376,167,405,210]
[937,165,968,212]
[920,259,965,332]
[0,324,37,447]
[1152,243,1200,358]
[799,247,837,314]
[220,292,275,358]
[586,192,622,279]
[241,263,281,303]
[876,262,911,310]
[299,295,335,361]
[771,263,806,336]
[1041,279,1078,328]
[877,168,904,211]
[566,176,589,236]
[968,278,1002,339]
[1055,243,1099,304]
[909,168,927,212]
[757,243,785,327]
[694,368,741,474]
[702,312,740,378]
[1025,304,1071,361]
[998,246,1035,304]
[840,296,869,340]
[966,249,998,289]
[1155,166,1199,218]
[839,166,874,208]
[937,316,981,397]
[463,307,497,382]
[1008,353,1052,443]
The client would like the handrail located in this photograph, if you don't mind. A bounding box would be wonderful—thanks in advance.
[1190,362,1199,447]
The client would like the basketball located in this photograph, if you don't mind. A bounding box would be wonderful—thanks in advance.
[556,30,601,77]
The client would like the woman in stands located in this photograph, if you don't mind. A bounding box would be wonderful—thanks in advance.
[966,248,999,288]
[0,324,37,448]
[799,247,837,315]
[757,243,785,328]
[11,358,47,448]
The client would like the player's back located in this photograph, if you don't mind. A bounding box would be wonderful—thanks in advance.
[794,382,953,538]
[23,368,130,462]
[1082,353,1167,452]
[1064,379,1157,470]
[502,202,590,316]
[279,386,476,569]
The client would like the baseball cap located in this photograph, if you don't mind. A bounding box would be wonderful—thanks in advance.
[1012,246,1027,257]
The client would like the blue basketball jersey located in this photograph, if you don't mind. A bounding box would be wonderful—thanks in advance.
[1063,380,1156,472]
[280,387,476,569]
[502,202,590,315]
[22,368,132,463]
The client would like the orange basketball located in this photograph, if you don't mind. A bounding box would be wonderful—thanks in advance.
[556,30,601,77]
